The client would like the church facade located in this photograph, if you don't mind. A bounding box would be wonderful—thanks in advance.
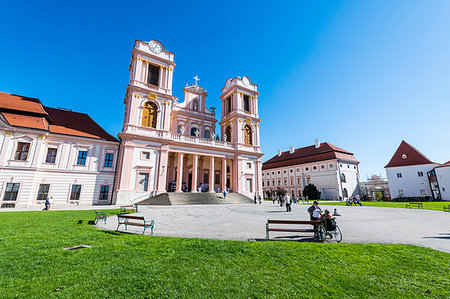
[114,40,263,205]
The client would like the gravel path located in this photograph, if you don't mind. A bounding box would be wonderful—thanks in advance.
[97,202,450,253]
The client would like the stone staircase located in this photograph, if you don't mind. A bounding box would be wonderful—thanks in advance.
[138,192,253,206]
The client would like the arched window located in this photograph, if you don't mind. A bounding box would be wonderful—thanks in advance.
[298,190,302,197]
[243,124,252,145]
[340,173,346,183]
[204,130,210,139]
[190,127,198,137]
[142,102,158,128]
[291,190,295,198]
[225,126,232,142]
[193,100,198,111]
[343,188,348,198]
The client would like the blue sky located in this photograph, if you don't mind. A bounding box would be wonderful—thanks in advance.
[1,0,449,179]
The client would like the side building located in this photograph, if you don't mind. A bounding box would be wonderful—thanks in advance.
[0,92,119,208]
[262,140,360,200]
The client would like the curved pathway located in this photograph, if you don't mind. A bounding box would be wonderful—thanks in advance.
[97,202,450,252]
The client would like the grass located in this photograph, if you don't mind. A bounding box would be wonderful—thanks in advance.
[0,210,449,298]
[306,201,449,211]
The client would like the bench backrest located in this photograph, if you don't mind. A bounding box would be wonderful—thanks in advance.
[118,214,144,220]
[267,219,320,225]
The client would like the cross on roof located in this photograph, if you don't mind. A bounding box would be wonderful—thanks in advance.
[193,75,200,85]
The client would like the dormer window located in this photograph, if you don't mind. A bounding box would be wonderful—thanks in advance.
[243,95,250,112]
[147,64,160,86]
[193,100,198,111]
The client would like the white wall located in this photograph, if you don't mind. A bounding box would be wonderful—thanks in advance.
[385,164,437,199]
[436,166,450,201]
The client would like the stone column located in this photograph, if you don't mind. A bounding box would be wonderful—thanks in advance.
[191,154,198,192]
[221,158,227,193]
[209,156,215,192]
[156,147,169,193]
[176,153,184,192]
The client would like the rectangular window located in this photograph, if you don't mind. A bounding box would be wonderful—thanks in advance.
[284,179,287,186]
[14,142,30,161]
[246,178,252,192]
[36,184,50,201]
[226,97,231,114]
[70,185,82,200]
[321,165,325,169]
[247,163,252,169]
[45,148,58,163]
[418,171,424,177]
[290,179,294,185]
[99,185,110,200]
[203,173,209,184]
[77,151,87,166]
[262,181,264,187]
[420,189,426,196]
[272,180,275,186]
[3,183,20,201]
[138,173,149,192]
[398,189,404,196]
[147,64,160,86]
[397,173,402,178]
[243,95,250,112]
[329,164,334,169]
[141,151,151,160]
[104,153,114,168]
[215,173,220,185]
[297,178,301,185]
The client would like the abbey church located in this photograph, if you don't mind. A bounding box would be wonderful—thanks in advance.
[0,40,263,208]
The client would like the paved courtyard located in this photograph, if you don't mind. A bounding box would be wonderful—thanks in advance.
[97,202,450,253]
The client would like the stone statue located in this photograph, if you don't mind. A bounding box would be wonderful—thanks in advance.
[211,132,216,140]
[194,129,199,138]
[180,126,185,135]
[223,134,227,141]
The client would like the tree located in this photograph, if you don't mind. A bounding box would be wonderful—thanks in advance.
[303,184,321,200]
[276,187,287,198]
[264,190,272,200]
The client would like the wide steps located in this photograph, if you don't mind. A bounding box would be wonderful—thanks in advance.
[138,192,252,206]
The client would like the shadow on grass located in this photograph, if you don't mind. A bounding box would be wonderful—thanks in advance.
[249,236,320,243]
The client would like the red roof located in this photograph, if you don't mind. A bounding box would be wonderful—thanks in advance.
[262,142,358,170]
[45,107,118,142]
[0,91,118,142]
[385,140,434,168]
[435,161,450,168]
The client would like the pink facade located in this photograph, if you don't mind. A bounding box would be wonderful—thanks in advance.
[114,40,263,204]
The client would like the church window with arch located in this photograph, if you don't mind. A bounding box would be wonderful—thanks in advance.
[225,126,232,142]
[204,130,210,139]
[243,124,252,145]
[243,95,250,112]
[190,127,198,137]
[147,64,160,86]
[193,100,198,111]
[142,102,158,128]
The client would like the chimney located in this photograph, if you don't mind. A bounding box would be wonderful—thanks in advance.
[290,146,294,154]
[315,139,320,149]
[278,149,282,156]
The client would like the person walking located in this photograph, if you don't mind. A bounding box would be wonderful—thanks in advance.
[258,194,262,204]
[254,193,257,204]
[223,190,227,199]
[43,198,50,211]
[284,193,291,212]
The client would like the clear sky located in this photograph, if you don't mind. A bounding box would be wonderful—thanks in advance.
[1,0,449,180]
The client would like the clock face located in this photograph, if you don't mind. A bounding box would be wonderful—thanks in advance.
[149,41,163,54]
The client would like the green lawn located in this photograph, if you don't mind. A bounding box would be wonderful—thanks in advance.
[0,210,449,298]
[307,201,449,211]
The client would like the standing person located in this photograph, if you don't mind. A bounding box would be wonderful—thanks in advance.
[254,193,257,204]
[258,194,262,204]
[223,189,227,199]
[284,193,291,212]
[272,195,276,204]
[307,201,321,221]
[49,196,54,209]
[43,198,50,211]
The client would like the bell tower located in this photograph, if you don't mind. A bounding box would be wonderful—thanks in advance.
[122,40,176,133]
[219,76,260,151]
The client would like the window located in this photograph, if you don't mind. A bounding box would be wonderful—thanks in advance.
[14,142,30,161]
[147,64,160,86]
[204,130,210,139]
[347,165,350,168]
[99,185,110,200]
[36,184,50,201]
[284,170,287,174]
[190,127,198,137]
[243,95,250,112]
[77,151,87,166]
[272,180,275,186]
[278,171,280,174]
[418,171,424,177]
[3,183,20,201]
[278,180,281,186]
[45,148,57,163]
[104,153,114,168]
[272,172,275,175]
[138,173,149,192]
[70,185,82,200]
[297,178,301,185]
[313,166,317,170]
[247,163,252,169]
[340,164,343,167]
[262,181,264,187]
[290,179,294,185]
[142,102,158,128]
[290,169,293,173]
[397,173,402,178]
[297,168,300,172]
[420,189,426,196]
[226,97,231,114]
[321,165,325,169]
[141,151,150,160]
[343,188,348,198]
[193,100,198,111]
[243,124,252,145]
[284,179,287,186]
[398,189,404,196]
[203,172,209,184]
[305,167,309,171]
[215,173,220,184]
[225,126,232,142]
[329,164,334,169]
[341,173,346,183]
[307,176,311,184]
[177,126,183,134]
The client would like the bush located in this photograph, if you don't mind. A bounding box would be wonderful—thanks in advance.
[303,184,321,200]
[391,196,432,202]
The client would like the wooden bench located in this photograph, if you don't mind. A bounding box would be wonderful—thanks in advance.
[444,204,450,212]
[406,202,423,209]
[117,214,154,235]
[94,210,107,224]
[266,219,321,240]
[119,203,138,214]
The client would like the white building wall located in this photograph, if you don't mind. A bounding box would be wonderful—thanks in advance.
[435,167,450,201]
[385,164,437,199]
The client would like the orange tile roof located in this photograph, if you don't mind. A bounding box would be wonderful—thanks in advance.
[0,92,47,115]
[1,112,49,130]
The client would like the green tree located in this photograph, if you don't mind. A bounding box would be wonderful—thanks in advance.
[276,187,287,199]
[303,184,321,200]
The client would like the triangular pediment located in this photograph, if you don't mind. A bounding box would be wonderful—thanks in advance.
[385,140,434,168]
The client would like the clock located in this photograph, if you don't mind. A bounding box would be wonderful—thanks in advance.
[149,40,163,54]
